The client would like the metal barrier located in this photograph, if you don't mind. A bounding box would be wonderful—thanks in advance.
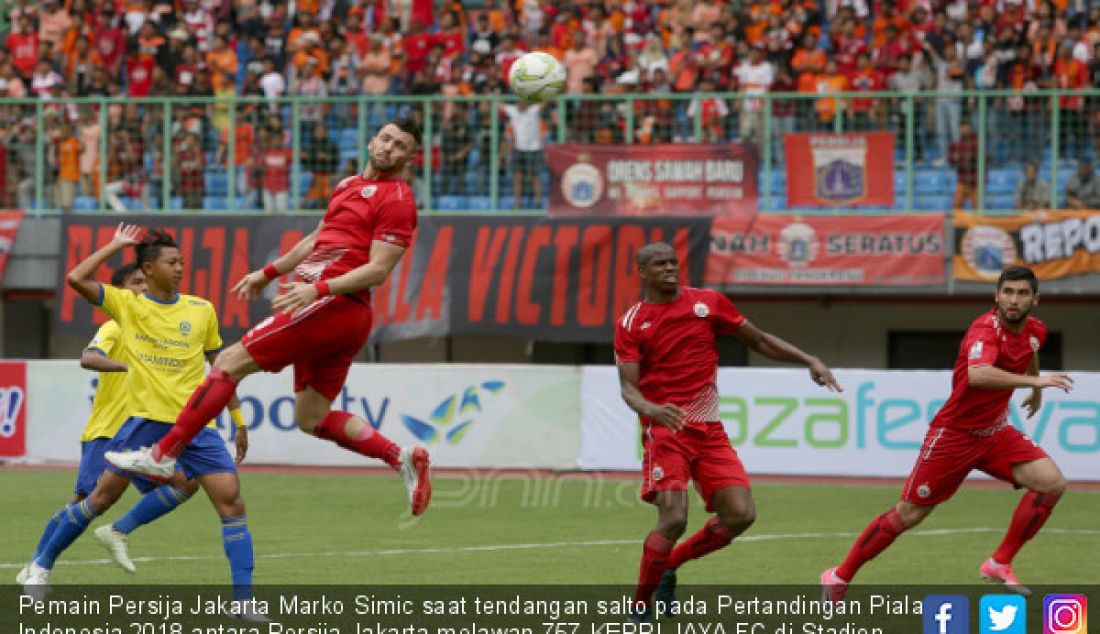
[0,90,1093,215]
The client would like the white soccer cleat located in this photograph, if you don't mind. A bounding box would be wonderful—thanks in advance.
[105,447,176,480]
[398,447,432,516]
[94,525,136,573]
[22,563,51,602]
[16,563,29,585]
[225,601,272,623]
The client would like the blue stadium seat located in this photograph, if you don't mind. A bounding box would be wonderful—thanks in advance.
[467,196,492,211]
[73,196,98,211]
[338,128,359,151]
[170,196,183,210]
[986,169,1018,195]
[893,172,907,192]
[437,195,467,211]
[915,194,953,211]
[340,149,360,167]
[298,171,313,193]
[986,193,1015,210]
[203,196,227,210]
[914,170,951,195]
[206,171,228,196]
[122,197,142,211]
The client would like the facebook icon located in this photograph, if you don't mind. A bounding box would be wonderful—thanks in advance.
[924,595,971,634]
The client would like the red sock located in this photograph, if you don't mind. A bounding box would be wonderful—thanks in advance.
[992,490,1061,564]
[315,411,401,468]
[156,368,239,460]
[667,517,733,569]
[836,508,908,582]
[633,531,674,610]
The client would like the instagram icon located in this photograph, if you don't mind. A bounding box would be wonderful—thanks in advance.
[1045,595,1088,634]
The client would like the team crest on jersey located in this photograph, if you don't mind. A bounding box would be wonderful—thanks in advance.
[361,185,378,198]
[694,302,709,318]
[916,483,931,499]
[968,341,983,360]
[652,466,664,481]
[1029,336,1040,351]
[179,321,191,336]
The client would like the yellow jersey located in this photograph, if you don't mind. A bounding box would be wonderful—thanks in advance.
[81,320,130,442]
[97,284,223,426]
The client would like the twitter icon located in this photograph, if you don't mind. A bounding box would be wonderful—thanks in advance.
[981,595,1027,634]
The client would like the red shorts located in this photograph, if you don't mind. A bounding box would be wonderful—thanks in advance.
[241,294,373,401]
[901,424,1048,505]
[641,422,750,512]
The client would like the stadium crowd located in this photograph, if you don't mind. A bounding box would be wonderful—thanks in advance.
[0,0,1097,210]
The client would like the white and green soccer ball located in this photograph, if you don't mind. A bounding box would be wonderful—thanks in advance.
[509,52,567,104]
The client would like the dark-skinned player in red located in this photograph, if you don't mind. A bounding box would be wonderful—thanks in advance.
[615,242,843,621]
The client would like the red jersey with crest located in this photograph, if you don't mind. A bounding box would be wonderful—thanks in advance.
[295,174,417,303]
[931,309,1047,432]
[614,287,745,425]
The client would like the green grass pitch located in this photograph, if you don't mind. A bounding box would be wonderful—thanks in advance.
[3,469,1098,585]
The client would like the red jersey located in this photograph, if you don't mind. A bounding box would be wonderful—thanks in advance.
[931,309,1047,432]
[614,287,745,425]
[295,175,418,303]
[261,148,293,192]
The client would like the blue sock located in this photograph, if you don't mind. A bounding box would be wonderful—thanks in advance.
[37,500,100,569]
[113,485,192,535]
[31,508,67,563]
[221,515,254,600]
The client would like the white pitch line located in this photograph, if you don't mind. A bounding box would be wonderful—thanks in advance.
[3,527,1098,570]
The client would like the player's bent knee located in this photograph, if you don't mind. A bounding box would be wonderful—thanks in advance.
[895,501,933,528]
[657,514,688,539]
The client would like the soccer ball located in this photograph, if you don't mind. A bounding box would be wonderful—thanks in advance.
[508,52,567,104]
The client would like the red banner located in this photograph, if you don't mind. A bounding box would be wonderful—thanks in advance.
[0,361,27,458]
[706,214,945,286]
[547,143,758,218]
[785,133,894,207]
[0,210,24,282]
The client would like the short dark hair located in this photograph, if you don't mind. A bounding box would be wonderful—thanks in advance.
[997,265,1038,292]
[636,242,674,268]
[386,116,422,147]
[135,229,179,269]
[110,262,141,287]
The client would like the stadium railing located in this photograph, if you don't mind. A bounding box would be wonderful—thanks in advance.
[0,90,1092,216]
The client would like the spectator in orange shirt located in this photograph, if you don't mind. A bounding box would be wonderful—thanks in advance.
[1053,43,1088,159]
[791,32,827,77]
[287,9,321,54]
[814,59,849,127]
[56,122,83,213]
[206,36,239,94]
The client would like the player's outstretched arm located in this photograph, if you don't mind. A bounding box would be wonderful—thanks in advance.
[617,362,686,432]
[232,222,323,300]
[733,320,843,392]
[66,222,142,305]
[80,350,127,372]
[968,364,1074,393]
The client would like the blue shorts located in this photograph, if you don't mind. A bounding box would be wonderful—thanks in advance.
[106,417,236,494]
[75,438,112,497]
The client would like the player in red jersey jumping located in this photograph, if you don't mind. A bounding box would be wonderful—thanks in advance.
[822,265,1074,599]
[106,117,433,516]
[615,242,842,620]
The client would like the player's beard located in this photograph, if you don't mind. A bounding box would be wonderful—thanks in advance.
[998,304,1030,325]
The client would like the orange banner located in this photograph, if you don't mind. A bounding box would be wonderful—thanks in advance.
[953,210,1100,281]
